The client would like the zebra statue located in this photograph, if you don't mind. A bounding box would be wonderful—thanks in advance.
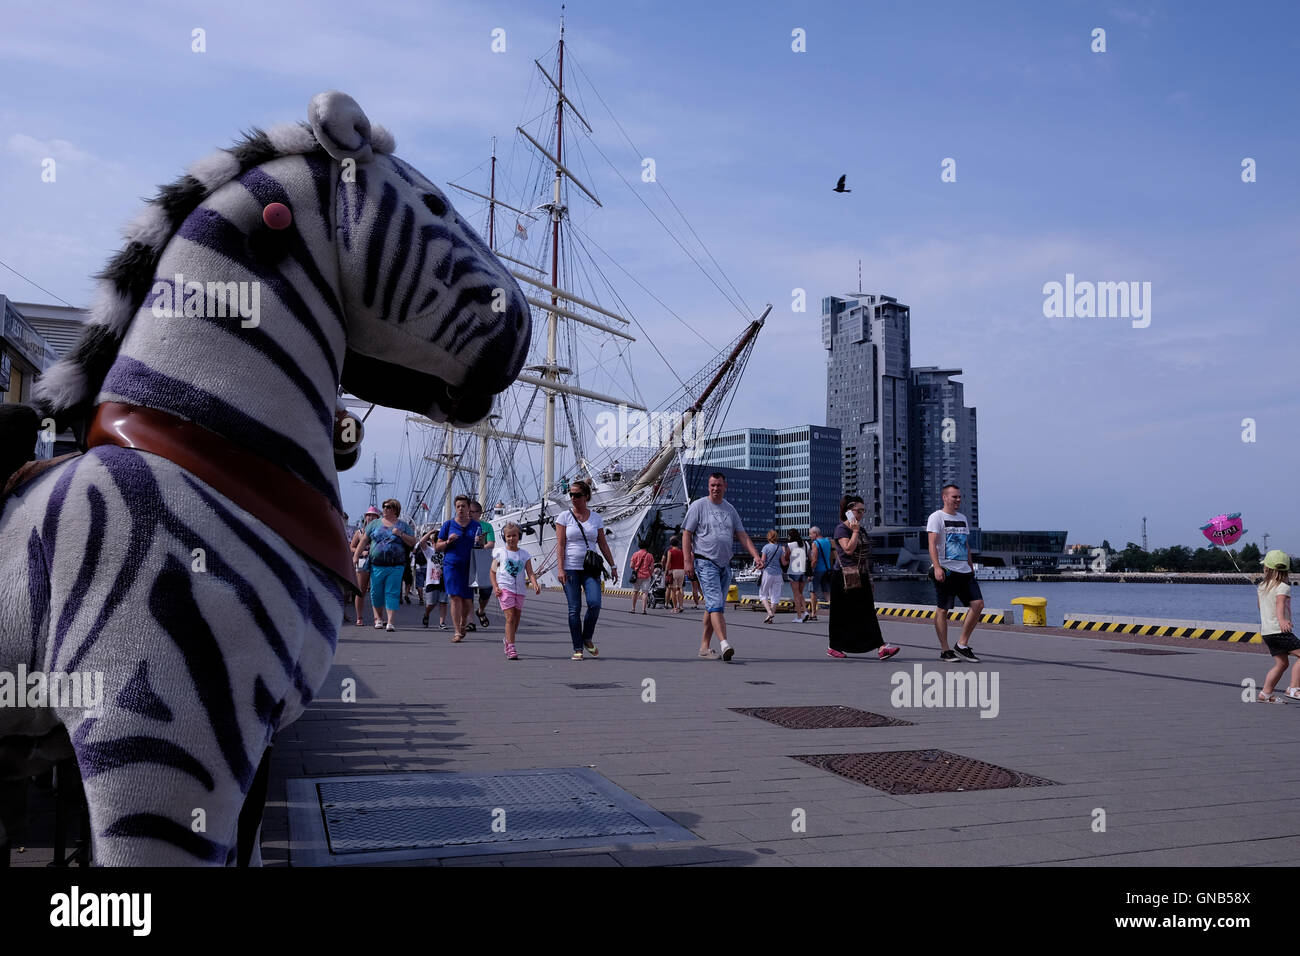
[0,91,530,865]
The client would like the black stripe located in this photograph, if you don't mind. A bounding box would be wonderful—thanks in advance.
[116,659,175,722]
[103,813,225,863]
[238,163,346,328]
[150,554,254,789]
[79,735,216,791]
[363,183,398,307]
[175,205,341,385]
[381,203,415,320]
[182,472,339,654]
[398,225,436,322]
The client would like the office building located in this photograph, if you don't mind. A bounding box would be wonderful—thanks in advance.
[696,424,841,538]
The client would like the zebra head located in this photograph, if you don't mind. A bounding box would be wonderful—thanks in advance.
[312,92,531,426]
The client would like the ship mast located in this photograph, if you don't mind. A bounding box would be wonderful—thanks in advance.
[541,22,565,493]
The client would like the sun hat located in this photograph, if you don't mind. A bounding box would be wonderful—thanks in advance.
[1263,549,1291,571]
[364,505,381,517]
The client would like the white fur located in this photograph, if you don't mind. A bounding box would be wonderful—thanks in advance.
[31,359,88,411]
[187,150,241,191]
[370,125,395,154]
[266,122,317,154]
[119,203,173,249]
[88,283,136,335]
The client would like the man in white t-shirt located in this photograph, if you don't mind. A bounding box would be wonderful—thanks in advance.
[926,484,985,663]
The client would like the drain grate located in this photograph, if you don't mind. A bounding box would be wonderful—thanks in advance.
[732,705,913,729]
[566,682,624,690]
[287,768,696,865]
[1103,648,1190,656]
[793,750,1057,794]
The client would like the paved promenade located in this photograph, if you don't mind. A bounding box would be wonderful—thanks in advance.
[257,590,1300,867]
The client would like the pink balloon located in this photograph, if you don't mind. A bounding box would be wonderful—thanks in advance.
[1199,513,1243,546]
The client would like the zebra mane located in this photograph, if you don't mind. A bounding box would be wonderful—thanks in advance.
[32,120,396,427]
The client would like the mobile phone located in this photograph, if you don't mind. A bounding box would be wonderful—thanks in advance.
[844,511,855,523]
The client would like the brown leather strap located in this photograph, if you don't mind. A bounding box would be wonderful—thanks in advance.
[87,402,358,593]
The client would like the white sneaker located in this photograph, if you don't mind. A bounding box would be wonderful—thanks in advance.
[794,613,807,623]
[720,639,735,662]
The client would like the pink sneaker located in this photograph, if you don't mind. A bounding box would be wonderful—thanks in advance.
[878,645,900,661]
[505,642,518,660]
[826,648,847,659]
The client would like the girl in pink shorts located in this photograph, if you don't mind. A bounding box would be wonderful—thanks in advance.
[490,523,541,660]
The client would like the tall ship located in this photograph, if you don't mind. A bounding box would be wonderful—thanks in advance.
[389,16,768,586]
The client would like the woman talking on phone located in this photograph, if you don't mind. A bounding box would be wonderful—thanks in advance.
[828,495,900,661]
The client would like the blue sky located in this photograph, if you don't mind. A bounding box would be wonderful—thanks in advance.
[2,0,1297,551]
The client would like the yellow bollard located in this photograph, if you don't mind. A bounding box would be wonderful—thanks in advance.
[727,584,739,604]
[1011,596,1048,627]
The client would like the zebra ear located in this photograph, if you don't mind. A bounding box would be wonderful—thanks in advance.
[308,91,377,164]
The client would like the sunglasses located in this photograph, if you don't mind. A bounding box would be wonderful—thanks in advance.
[569,492,586,498]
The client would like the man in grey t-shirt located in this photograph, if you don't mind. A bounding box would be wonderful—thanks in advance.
[682,472,763,661]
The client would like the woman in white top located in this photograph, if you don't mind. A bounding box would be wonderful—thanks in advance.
[554,479,619,660]
[758,529,788,624]
[786,529,810,623]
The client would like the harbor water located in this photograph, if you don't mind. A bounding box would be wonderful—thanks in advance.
[732,578,1262,627]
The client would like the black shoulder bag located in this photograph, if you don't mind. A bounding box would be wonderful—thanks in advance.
[574,515,607,578]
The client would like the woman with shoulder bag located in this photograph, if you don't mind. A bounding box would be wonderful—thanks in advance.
[828,495,900,661]
[554,479,619,660]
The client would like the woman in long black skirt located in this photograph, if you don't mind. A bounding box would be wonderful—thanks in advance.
[828,495,901,661]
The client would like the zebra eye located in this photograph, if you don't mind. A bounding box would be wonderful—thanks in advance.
[422,193,447,217]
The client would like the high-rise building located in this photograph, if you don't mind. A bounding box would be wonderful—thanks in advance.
[823,291,979,529]
[696,425,841,537]
[823,292,912,527]
[909,367,978,525]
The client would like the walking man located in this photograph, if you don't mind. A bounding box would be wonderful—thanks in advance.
[927,484,984,662]
[682,472,764,661]
[807,526,833,621]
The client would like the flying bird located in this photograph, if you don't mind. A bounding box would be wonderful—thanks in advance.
[833,175,851,193]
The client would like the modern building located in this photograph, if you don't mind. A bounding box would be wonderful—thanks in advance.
[909,366,978,525]
[683,463,775,558]
[695,424,841,538]
[3,299,87,458]
[1,295,59,407]
[823,292,912,528]
[13,300,87,361]
[823,291,980,529]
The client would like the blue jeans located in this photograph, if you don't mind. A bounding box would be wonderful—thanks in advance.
[562,569,602,649]
[694,558,731,614]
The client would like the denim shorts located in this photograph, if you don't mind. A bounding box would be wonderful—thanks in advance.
[693,558,731,614]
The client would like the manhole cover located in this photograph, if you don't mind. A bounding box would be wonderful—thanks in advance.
[287,769,696,865]
[793,750,1058,794]
[566,682,624,690]
[1103,648,1190,656]
[732,706,913,729]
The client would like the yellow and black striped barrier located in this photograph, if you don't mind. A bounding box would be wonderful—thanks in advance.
[1063,615,1261,642]
[875,603,1006,625]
